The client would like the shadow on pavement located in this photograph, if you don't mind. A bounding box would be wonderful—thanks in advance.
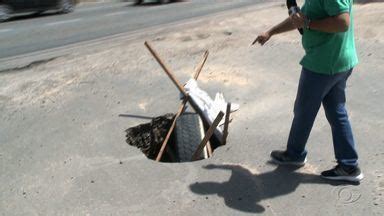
[190,163,358,213]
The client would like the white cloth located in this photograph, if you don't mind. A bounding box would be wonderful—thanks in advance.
[184,79,239,139]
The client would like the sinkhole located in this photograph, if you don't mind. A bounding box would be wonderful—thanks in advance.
[125,112,223,163]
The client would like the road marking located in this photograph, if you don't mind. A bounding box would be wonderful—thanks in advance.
[0,29,13,33]
[105,11,128,17]
[45,18,82,26]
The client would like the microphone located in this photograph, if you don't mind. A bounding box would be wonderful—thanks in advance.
[286,0,304,35]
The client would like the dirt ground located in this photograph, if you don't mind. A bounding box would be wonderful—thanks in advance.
[1,2,384,215]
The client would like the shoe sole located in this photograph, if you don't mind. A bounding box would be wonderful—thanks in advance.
[321,173,364,182]
[271,157,307,167]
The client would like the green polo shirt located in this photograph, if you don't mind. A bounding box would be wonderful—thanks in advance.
[301,0,358,74]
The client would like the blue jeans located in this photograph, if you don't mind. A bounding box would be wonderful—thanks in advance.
[286,68,358,168]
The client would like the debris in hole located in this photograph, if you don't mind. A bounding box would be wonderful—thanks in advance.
[125,114,174,160]
[123,42,239,163]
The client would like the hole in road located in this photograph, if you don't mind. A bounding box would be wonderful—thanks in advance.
[125,113,222,163]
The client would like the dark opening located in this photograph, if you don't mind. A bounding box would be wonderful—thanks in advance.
[125,113,222,163]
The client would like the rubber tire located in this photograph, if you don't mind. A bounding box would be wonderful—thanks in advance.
[175,113,206,162]
[0,4,12,22]
[60,0,75,14]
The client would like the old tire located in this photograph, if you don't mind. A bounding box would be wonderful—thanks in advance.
[175,113,206,162]
[0,4,11,22]
[60,0,75,14]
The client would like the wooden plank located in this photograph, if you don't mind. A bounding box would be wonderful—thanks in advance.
[191,111,224,161]
[156,97,188,162]
[206,141,213,158]
[193,50,213,158]
[144,41,187,96]
[222,103,231,145]
[194,51,209,80]
[144,41,208,122]
[155,51,209,161]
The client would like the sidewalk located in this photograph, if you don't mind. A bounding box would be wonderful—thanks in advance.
[0,2,383,215]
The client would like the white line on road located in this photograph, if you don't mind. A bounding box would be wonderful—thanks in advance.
[0,28,13,33]
[105,11,128,17]
[45,19,82,26]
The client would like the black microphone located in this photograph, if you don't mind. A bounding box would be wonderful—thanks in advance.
[286,0,304,35]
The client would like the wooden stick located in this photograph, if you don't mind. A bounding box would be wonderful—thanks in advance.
[222,103,231,145]
[206,141,213,158]
[144,41,187,96]
[155,51,209,161]
[144,41,208,120]
[145,40,214,128]
[193,50,213,158]
[156,97,188,161]
[194,51,209,80]
[192,111,224,161]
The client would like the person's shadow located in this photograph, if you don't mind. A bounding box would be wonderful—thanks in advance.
[189,163,357,213]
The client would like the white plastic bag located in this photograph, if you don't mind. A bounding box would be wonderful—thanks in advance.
[184,79,239,138]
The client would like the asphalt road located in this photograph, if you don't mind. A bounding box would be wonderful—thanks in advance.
[1,2,383,215]
[0,0,274,59]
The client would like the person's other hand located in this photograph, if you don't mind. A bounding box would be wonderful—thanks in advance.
[252,32,271,46]
[290,12,306,29]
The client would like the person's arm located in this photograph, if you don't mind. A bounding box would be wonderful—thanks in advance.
[308,13,350,33]
[290,12,350,33]
[252,17,296,46]
[268,17,298,36]
[253,12,350,46]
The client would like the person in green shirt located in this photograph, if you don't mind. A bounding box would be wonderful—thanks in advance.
[253,0,363,182]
